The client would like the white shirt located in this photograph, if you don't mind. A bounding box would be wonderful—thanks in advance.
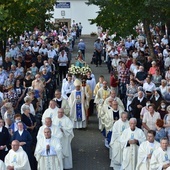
[48,49,57,59]
[39,47,48,55]
[0,127,2,132]
[18,130,23,136]
[58,54,68,66]
[143,82,156,92]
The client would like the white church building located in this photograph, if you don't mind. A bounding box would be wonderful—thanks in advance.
[52,0,99,35]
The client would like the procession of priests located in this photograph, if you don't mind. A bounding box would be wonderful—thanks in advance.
[2,74,170,170]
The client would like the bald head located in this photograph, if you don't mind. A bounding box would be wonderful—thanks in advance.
[58,108,64,118]
[45,117,52,127]
[44,127,51,139]
[11,140,20,152]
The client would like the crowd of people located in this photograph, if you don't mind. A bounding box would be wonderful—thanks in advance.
[0,20,170,170]
[0,21,86,170]
[93,26,170,170]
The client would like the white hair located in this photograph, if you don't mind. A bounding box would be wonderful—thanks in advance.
[129,118,137,123]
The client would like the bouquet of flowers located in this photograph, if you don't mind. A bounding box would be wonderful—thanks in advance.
[80,65,92,76]
[68,64,92,78]
[68,65,81,75]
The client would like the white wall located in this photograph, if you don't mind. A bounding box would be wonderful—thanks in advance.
[52,0,99,35]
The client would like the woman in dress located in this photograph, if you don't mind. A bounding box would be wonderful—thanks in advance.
[14,79,26,110]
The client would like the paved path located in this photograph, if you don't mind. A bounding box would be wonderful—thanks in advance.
[71,36,112,170]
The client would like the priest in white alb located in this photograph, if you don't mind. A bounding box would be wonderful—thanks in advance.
[41,100,59,124]
[34,127,63,170]
[136,130,160,170]
[37,117,63,140]
[53,89,70,117]
[150,137,170,170]
[110,112,129,170]
[120,118,146,170]
[5,140,31,170]
[0,160,5,169]
[68,79,90,128]
[53,108,74,169]
[94,81,110,130]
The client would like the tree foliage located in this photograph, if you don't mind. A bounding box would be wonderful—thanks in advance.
[87,0,170,37]
[0,0,56,41]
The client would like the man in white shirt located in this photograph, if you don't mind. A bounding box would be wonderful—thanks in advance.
[58,50,68,82]
[39,44,48,59]
[47,46,57,59]
[163,45,170,61]
[61,73,75,100]
[143,76,156,99]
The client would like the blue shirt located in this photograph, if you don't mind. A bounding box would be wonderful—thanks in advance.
[78,42,86,50]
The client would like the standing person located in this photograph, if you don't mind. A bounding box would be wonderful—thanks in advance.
[0,119,10,161]
[68,79,90,129]
[94,38,103,67]
[142,104,161,135]
[86,71,96,116]
[31,73,45,98]
[52,108,74,169]
[93,75,104,96]
[58,50,68,82]
[5,140,31,170]
[78,22,83,36]
[155,119,166,142]
[0,160,5,169]
[120,118,146,170]
[37,117,63,140]
[34,127,63,170]
[61,73,75,100]
[78,39,86,58]
[110,71,119,95]
[104,100,124,144]
[41,100,59,125]
[163,106,170,143]
[136,130,160,170]
[143,76,156,100]
[130,91,146,128]
[94,81,110,130]
[118,62,129,104]
[150,137,170,169]
[12,121,33,169]
[53,89,70,117]
[110,112,129,170]
[126,79,138,112]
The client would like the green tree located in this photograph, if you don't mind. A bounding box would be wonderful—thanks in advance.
[0,0,56,58]
[87,0,170,59]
